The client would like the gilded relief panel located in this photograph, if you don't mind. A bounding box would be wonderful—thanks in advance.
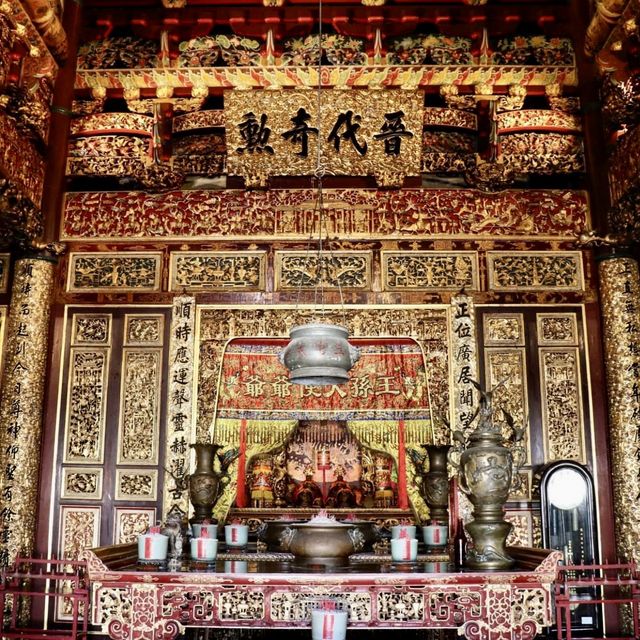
[485,348,530,463]
[382,251,478,291]
[117,348,162,465]
[67,252,162,292]
[483,313,524,346]
[170,251,266,292]
[58,507,100,579]
[114,508,155,544]
[537,313,578,346]
[71,313,112,346]
[540,347,584,462]
[505,510,533,547]
[487,252,584,291]
[124,315,164,346]
[115,469,158,501]
[276,251,371,291]
[64,348,110,464]
[61,467,103,500]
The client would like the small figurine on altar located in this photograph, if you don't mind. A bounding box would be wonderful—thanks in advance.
[326,466,357,508]
[292,466,323,508]
[373,454,397,508]
[249,457,274,508]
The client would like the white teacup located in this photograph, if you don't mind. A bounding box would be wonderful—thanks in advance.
[391,537,418,562]
[311,608,348,640]
[224,560,248,573]
[190,537,218,561]
[422,524,448,547]
[391,524,416,540]
[192,523,217,539]
[225,524,249,548]
[138,531,168,561]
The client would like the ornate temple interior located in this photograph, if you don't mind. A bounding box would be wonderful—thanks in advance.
[1,0,640,638]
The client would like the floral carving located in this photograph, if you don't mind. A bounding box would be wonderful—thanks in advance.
[77,37,159,69]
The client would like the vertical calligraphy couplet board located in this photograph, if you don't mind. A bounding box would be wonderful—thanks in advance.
[163,296,196,521]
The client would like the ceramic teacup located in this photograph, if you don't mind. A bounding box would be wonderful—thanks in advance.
[390,537,418,562]
[190,537,218,561]
[192,523,217,539]
[225,524,249,548]
[422,523,448,548]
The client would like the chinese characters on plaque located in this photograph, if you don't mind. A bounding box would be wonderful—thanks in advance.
[451,295,478,436]
[225,90,422,187]
[163,296,196,520]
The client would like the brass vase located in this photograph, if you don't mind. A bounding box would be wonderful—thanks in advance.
[189,443,223,523]
[421,444,451,524]
[450,384,525,570]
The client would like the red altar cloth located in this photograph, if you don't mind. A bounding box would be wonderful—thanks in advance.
[85,545,561,640]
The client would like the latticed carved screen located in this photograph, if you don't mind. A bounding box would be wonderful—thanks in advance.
[476,305,593,548]
[51,306,171,581]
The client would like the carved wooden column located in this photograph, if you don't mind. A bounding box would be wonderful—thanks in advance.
[0,253,55,566]
[598,251,640,564]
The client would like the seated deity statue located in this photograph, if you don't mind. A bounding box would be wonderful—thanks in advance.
[292,468,323,508]
[325,468,357,508]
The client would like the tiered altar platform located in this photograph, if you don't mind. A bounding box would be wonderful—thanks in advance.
[85,544,562,640]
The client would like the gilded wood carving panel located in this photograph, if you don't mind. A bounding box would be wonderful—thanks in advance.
[487,251,584,291]
[170,251,266,292]
[67,253,162,292]
[485,348,530,463]
[382,251,478,291]
[483,313,524,346]
[117,348,162,466]
[115,469,158,501]
[64,348,110,464]
[71,314,112,345]
[539,347,584,462]
[61,467,103,500]
[275,251,371,291]
[62,189,589,241]
[114,508,156,544]
[536,313,578,346]
[124,315,164,346]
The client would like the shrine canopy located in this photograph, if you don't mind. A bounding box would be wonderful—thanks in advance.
[214,337,432,422]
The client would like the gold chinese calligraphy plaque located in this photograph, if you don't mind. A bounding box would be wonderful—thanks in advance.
[225,89,422,187]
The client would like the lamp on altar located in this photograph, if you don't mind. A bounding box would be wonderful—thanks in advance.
[278,0,360,387]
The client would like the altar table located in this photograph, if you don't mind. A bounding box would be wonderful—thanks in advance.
[85,544,562,640]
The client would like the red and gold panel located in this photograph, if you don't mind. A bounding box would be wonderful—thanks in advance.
[61,467,104,501]
[505,510,533,547]
[62,189,589,241]
[217,339,429,417]
[71,313,112,346]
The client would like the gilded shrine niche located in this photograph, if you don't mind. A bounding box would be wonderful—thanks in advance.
[195,305,450,523]
[247,421,397,510]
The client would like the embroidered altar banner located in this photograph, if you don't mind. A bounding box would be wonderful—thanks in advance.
[215,338,431,419]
